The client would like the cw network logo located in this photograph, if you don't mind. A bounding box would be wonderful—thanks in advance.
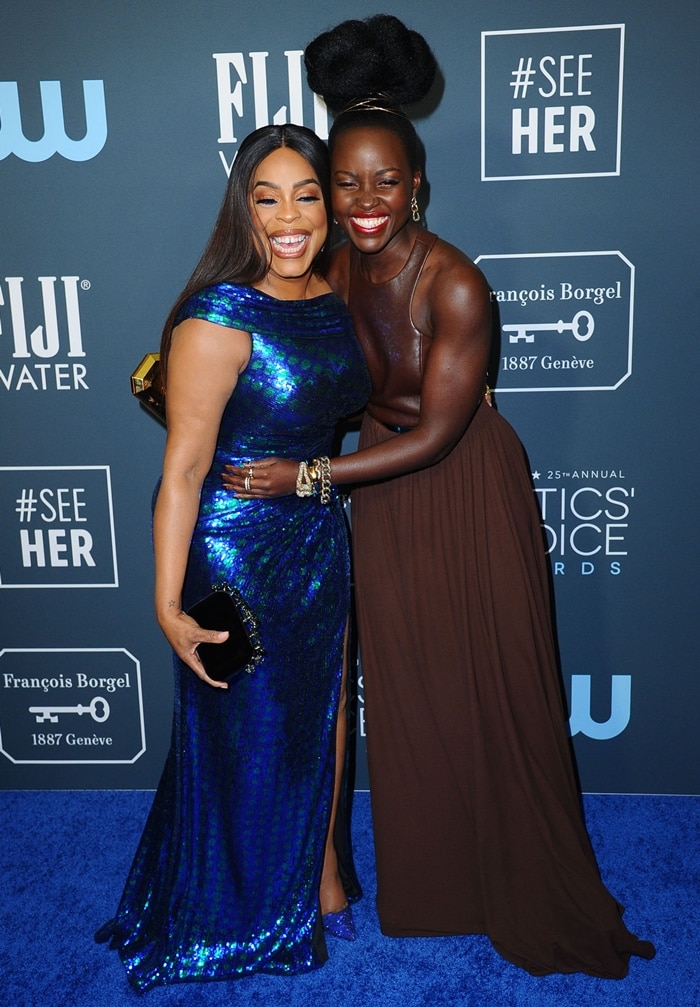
[0,80,107,162]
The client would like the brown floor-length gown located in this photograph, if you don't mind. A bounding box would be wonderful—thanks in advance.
[349,231,654,977]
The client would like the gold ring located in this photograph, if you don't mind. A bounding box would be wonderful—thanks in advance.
[248,465,255,479]
[244,475,251,492]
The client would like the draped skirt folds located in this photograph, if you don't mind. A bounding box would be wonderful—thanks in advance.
[351,402,654,977]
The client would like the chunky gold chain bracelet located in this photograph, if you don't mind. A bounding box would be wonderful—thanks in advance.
[313,456,332,505]
[296,456,332,504]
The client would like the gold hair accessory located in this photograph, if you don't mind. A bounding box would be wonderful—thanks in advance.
[336,93,409,120]
[411,196,420,223]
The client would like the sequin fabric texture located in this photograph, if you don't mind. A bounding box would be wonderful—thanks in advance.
[96,284,370,991]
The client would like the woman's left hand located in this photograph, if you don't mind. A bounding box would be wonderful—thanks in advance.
[223,457,298,498]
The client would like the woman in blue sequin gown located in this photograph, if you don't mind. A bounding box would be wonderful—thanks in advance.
[95,126,369,991]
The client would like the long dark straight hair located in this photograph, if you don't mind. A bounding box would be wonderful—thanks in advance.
[159,123,332,376]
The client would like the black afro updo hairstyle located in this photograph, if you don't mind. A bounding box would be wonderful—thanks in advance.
[305,15,437,172]
[305,14,437,113]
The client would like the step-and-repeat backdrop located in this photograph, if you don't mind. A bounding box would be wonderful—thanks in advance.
[1,1,697,793]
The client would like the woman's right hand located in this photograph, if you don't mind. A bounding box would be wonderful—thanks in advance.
[158,607,231,689]
[153,316,252,692]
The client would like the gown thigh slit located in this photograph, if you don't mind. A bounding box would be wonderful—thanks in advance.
[96,284,369,991]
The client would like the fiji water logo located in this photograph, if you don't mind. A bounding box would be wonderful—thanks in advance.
[0,276,90,392]
[0,80,107,162]
[213,50,328,174]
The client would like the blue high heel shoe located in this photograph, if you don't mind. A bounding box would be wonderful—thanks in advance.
[322,903,357,941]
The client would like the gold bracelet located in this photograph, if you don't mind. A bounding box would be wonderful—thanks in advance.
[312,455,332,505]
[295,460,313,498]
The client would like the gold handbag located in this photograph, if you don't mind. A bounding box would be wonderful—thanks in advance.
[130,352,165,423]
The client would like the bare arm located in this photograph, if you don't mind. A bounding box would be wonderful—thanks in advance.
[154,317,250,688]
[333,257,491,482]
[223,254,491,495]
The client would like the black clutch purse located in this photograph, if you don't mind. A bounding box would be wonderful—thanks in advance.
[187,583,264,682]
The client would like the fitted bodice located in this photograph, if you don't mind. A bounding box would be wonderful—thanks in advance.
[176,283,370,470]
[347,230,438,426]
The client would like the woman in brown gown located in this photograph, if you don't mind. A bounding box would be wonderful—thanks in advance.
[224,14,655,979]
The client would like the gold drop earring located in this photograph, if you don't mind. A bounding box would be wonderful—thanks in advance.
[411,196,420,223]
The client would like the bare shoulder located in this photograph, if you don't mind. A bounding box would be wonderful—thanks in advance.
[170,317,251,379]
[416,234,491,334]
[423,234,490,301]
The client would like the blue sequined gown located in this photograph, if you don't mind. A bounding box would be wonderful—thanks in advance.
[96,284,370,991]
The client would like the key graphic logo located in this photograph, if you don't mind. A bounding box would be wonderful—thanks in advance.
[0,80,107,162]
[0,649,145,765]
[475,250,634,392]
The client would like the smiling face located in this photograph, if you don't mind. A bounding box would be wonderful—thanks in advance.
[249,146,328,297]
[331,125,421,256]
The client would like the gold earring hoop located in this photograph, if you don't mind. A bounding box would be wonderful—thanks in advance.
[411,196,420,223]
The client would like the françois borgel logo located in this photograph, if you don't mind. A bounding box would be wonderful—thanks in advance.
[475,251,634,392]
[0,274,92,393]
[0,649,145,765]
[0,466,118,589]
[213,49,328,174]
[0,80,107,162]
[481,24,624,180]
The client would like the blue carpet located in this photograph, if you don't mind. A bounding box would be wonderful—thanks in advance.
[0,791,697,1006]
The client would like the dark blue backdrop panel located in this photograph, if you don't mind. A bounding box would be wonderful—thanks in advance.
[0,0,697,793]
